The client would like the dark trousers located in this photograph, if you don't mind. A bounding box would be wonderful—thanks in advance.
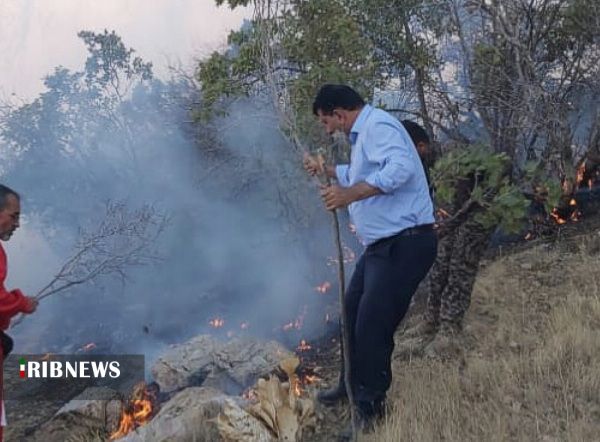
[345,230,437,403]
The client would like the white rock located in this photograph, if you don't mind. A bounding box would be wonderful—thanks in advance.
[117,387,274,442]
[151,335,292,394]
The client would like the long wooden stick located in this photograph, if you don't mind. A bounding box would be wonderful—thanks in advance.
[331,198,357,441]
[251,3,358,436]
[314,154,357,441]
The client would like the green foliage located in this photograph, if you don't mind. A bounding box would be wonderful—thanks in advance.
[198,0,375,142]
[471,43,514,110]
[78,30,153,91]
[345,0,448,75]
[433,147,564,233]
[196,51,241,119]
[522,160,563,213]
[433,146,529,233]
[215,0,251,7]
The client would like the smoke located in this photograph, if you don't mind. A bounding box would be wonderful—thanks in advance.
[0,33,345,362]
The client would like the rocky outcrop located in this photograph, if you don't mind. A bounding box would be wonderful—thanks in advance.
[151,335,292,395]
[116,387,274,442]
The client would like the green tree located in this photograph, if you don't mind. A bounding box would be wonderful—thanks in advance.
[201,0,599,346]
[198,0,375,148]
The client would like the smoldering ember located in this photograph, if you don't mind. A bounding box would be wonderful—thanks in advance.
[0,1,599,441]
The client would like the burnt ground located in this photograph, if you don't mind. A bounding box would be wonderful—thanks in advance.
[4,385,66,441]
[4,211,600,441]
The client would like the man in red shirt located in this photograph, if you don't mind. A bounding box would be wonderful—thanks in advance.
[0,185,38,440]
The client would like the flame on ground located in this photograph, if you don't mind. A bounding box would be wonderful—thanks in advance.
[303,374,319,384]
[240,365,320,400]
[315,281,331,294]
[282,306,307,332]
[548,162,596,226]
[327,246,356,266]
[110,382,157,440]
[78,342,97,352]
[209,318,225,328]
[576,163,586,187]
[242,387,258,402]
[550,208,568,225]
[292,372,321,397]
[293,378,303,396]
[296,340,312,352]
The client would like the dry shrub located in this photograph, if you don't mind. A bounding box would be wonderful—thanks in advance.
[365,233,600,442]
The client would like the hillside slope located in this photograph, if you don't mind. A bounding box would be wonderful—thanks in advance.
[367,231,600,441]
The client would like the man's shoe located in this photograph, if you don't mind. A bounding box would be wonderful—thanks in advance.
[317,382,347,406]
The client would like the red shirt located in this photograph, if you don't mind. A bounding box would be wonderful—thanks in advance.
[0,243,31,330]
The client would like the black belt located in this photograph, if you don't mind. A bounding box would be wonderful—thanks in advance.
[369,224,435,249]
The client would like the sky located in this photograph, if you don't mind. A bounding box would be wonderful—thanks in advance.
[0,0,251,100]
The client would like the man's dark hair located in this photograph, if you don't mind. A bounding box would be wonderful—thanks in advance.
[0,184,20,211]
[402,120,430,146]
[401,121,435,200]
[313,84,365,116]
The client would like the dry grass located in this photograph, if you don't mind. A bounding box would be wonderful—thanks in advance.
[365,232,600,442]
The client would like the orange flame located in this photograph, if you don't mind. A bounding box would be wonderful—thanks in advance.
[437,208,451,219]
[78,342,97,352]
[282,306,307,332]
[576,163,586,188]
[292,372,321,397]
[293,378,303,396]
[303,374,320,384]
[296,340,312,352]
[315,281,331,294]
[242,388,258,402]
[209,318,225,328]
[570,210,580,222]
[550,208,567,225]
[110,383,156,440]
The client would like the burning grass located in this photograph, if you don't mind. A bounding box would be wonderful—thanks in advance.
[110,382,159,440]
[364,232,600,441]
